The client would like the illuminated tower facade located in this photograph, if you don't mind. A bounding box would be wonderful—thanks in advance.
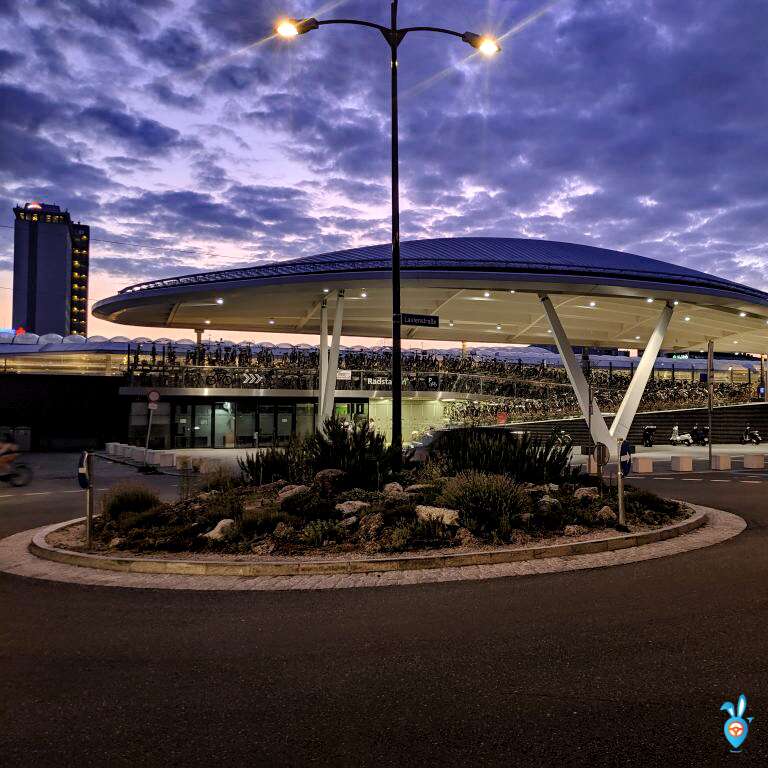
[12,202,90,336]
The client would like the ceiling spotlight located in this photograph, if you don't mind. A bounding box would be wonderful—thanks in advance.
[268,319,275,325]
[215,297,224,305]
[646,297,655,303]
[483,291,491,298]
[322,288,330,294]
[547,329,552,334]
[204,319,211,325]
[739,311,747,318]
[589,301,596,307]
[684,316,691,322]
[496,324,502,331]
[448,321,454,327]
[509,289,516,294]
[361,291,368,298]
[733,340,738,344]
[635,335,641,340]
[673,300,679,306]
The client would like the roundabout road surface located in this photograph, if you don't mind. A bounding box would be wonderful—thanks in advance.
[0,456,766,767]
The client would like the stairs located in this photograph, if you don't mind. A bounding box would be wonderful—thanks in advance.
[504,401,768,445]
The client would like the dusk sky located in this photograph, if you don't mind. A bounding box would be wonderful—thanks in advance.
[1,0,767,343]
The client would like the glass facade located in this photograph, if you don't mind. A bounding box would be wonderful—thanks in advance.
[124,398,375,449]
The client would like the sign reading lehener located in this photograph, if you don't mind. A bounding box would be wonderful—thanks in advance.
[400,313,439,328]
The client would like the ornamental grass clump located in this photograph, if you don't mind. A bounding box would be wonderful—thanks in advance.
[427,428,576,485]
[101,483,161,525]
[438,471,532,537]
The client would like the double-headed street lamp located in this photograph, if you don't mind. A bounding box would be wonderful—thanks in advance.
[277,2,500,459]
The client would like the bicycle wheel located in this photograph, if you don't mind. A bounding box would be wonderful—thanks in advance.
[9,464,32,487]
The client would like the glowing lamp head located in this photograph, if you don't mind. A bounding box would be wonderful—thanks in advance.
[276,17,319,37]
[462,31,501,56]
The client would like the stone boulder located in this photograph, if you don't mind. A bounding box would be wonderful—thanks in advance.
[537,495,561,513]
[404,483,434,494]
[574,487,599,502]
[339,516,358,529]
[277,484,309,507]
[201,518,234,540]
[335,500,370,516]
[314,468,346,494]
[272,522,295,540]
[596,505,617,523]
[383,482,404,496]
[564,524,587,537]
[416,505,459,526]
[455,527,478,547]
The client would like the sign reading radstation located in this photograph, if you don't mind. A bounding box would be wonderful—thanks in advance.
[400,313,439,328]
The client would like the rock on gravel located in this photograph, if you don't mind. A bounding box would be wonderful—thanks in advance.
[596,505,617,523]
[383,482,404,496]
[574,487,599,502]
[277,485,308,506]
[564,524,588,537]
[314,468,346,494]
[335,500,369,516]
[201,519,234,540]
[416,505,459,526]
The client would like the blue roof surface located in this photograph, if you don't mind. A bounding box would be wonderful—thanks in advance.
[114,237,768,306]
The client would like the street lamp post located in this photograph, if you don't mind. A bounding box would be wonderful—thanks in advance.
[277,2,500,459]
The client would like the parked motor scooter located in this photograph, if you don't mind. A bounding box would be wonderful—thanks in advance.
[741,424,762,445]
[670,425,693,447]
[691,424,710,446]
[642,425,657,447]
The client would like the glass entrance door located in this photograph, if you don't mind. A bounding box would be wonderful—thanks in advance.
[193,404,212,448]
[213,401,236,448]
[276,405,294,446]
[258,405,275,447]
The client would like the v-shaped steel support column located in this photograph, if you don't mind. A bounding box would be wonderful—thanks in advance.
[610,302,674,439]
[539,294,615,452]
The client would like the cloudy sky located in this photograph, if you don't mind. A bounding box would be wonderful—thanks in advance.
[1,0,767,342]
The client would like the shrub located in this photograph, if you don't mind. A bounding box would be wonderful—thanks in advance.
[306,416,396,488]
[117,505,169,533]
[206,489,245,523]
[301,520,338,547]
[238,438,315,486]
[280,487,336,521]
[239,507,300,539]
[439,471,532,536]
[101,483,161,524]
[199,466,241,493]
[623,488,681,525]
[427,428,576,484]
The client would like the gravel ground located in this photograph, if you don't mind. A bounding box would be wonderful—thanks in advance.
[46,509,691,562]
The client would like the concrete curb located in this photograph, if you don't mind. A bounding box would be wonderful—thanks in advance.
[29,510,707,577]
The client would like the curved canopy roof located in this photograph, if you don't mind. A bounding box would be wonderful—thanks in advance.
[93,237,768,352]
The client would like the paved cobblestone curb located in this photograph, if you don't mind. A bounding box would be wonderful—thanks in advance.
[29,510,707,576]
[0,504,744,590]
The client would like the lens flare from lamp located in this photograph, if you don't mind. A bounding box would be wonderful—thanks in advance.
[276,19,299,37]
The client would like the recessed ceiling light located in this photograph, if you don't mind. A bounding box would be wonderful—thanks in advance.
[635,335,641,340]
[268,319,275,325]
[547,329,552,334]
[673,300,679,306]
[509,289,516,294]
[739,311,747,318]
[204,319,211,325]
[733,340,738,344]
[496,324,502,331]
[448,321,454,327]
[215,297,224,305]
[323,288,330,294]
[684,316,691,322]
[483,291,491,298]
[361,291,367,298]
[646,297,654,303]
[589,301,596,307]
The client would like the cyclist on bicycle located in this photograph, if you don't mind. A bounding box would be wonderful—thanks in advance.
[0,432,19,477]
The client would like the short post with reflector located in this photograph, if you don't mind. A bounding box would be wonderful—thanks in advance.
[77,451,94,548]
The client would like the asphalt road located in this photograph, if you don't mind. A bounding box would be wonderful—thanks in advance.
[0,456,766,767]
